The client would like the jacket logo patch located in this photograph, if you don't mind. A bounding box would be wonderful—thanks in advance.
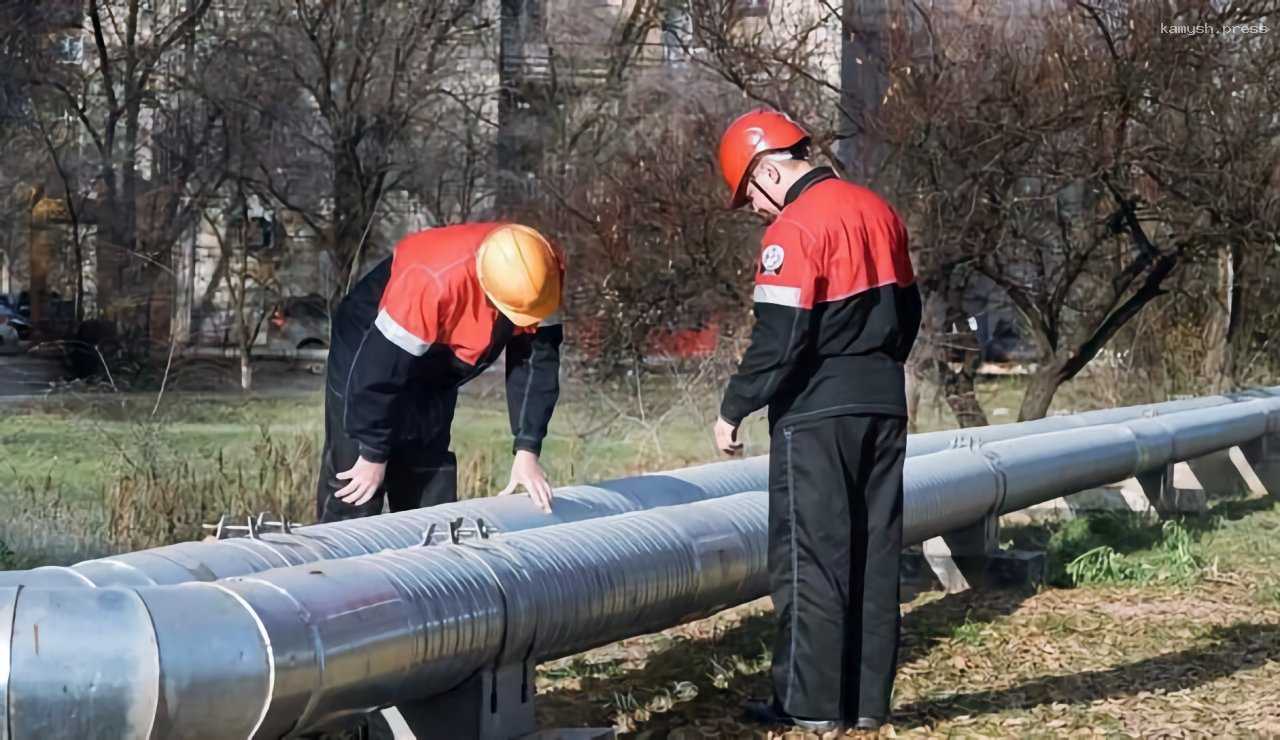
[761,244,785,275]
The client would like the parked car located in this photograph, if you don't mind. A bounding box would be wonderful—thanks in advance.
[0,304,32,342]
[265,294,330,352]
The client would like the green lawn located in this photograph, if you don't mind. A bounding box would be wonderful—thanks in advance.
[0,372,1174,566]
[2,395,323,497]
[0,381,781,563]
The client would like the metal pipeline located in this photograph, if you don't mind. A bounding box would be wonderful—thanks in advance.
[906,386,1280,455]
[3,387,1276,590]
[0,492,770,739]
[902,397,1280,543]
[2,395,1278,737]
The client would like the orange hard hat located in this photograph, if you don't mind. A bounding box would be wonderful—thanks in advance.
[476,224,563,327]
[717,108,810,209]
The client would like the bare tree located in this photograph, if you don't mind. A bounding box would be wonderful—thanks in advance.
[880,0,1280,420]
[505,1,774,377]
[226,0,489,297]
[200,190,276,391]
[23,0,224,348]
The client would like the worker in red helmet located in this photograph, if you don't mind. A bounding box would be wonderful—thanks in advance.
[713,108,922,733]
[316,223,565,522]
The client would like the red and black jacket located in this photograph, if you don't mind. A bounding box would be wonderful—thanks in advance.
[720,168,922,428]
[328,223,563,463]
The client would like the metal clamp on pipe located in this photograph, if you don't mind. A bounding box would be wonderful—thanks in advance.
[201,512,294,540]
[421,517,499,546]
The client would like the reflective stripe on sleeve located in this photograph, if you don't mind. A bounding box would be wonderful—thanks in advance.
[753,284,803,307]
[374,309,432,356]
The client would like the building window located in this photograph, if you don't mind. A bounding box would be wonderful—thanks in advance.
[55,35,84,65]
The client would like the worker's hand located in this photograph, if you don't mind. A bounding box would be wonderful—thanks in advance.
[499,450,554,514]
[714,417,743,456]
[334,456,387,507]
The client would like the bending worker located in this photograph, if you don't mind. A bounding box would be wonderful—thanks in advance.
[713,109,922,733]
[316,222,565,522]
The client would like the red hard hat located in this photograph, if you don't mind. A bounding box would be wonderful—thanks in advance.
[717,108,811,209]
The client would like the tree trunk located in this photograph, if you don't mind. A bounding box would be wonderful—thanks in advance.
[839,0,890,182]
[146,261,174,355]
[915,291,989,428]
[1200,244,1236,393]
[239,348,252,391]
[332,143,370,294]
[27,215,53,338]
[72,223,84,323]
[1018,363,1066,421]
[906,360,922,433]
[946,361,988,427]
[918,357,988,428]
[497,0,550,217]
[94,219,125,320]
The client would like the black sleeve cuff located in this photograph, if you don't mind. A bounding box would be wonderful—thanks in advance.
[358,444,390,464]
[513,438,543,456]
[719,400,747,428]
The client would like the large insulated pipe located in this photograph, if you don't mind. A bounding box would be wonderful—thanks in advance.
[903,397,1280,543]
[4,388,1275,590]
[0,492,770,739]
[907,385,1280,455]
[4,397,1278,738]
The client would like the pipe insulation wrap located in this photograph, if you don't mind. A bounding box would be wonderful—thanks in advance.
[2,386,1276,591]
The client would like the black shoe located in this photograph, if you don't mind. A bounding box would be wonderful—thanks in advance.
[852,716,883,731]
[742,699,841,733]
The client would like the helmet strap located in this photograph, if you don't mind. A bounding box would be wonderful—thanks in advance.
[749,176,786,212]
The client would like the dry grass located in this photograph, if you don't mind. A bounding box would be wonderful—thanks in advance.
[103,426,318,552]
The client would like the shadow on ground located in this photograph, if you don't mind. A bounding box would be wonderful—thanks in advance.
[1205,492,1277,523]
[892,622,1280,727]
[536,587,1035,736]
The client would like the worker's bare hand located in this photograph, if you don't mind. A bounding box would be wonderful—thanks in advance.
[499,450,554,513]
[334,456,387,507]
[714,417,743,456]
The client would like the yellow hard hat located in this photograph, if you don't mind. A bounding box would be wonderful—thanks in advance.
[476,224,563,327]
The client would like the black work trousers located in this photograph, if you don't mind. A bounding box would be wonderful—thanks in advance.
[768,413,907,722]
[315,382,459,523]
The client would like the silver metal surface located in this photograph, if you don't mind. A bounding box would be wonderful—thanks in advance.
[902,398,1280,542]
[0,587,18,740]
[2,386,1274,591]
[0,391,1278,737]
[905,387,1280,456]
[7,587,161,738]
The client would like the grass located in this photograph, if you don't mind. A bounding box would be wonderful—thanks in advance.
[1064,519,1203,586]
[0,375,787,563]
[0,369,1139,566]
[949,611,988,647]
[2,394,319,501]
